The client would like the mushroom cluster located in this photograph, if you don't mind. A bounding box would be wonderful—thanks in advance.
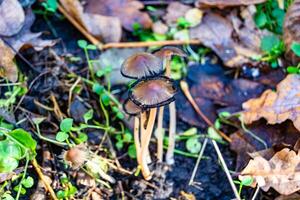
[121,46,186,180]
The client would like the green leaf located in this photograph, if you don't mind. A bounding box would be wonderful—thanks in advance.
[83,109,93,123]
[287,66,299,74]
[0,157,19,173]
[291,42,300,57]
[116,112,125,120]
[218,111,231,118]
[86,44,97,50]
[22,176,34,188]
[9,129,37,152]
[13,185,26,195]
[101,94,110,106]
[0,139,23,159]
[56,190,67,199]
[2,193,14,200]
[123,133,133,143]
[214,119,221,130]
[92,83,104,95]
[69,185,78,195]
[60,118,73,132]
[46,0,58,11]
[208,127,222,141]
[77,40,88,49]
[115,140,123,150]
[128,144,136,159]
[186,137,201,154]
[56,131,69,142]
[260,35,280,52]
[76,133,88,143]
[241,176,254,186]
[254,11,267,28]
[182,127,197,136]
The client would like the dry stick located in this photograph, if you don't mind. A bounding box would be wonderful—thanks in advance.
[139,108,158,180]
[212,140,241,200]
[32,158,58,200]
[179,81,232,143]
[58,4,200,50]
[155,107,164,161]
[188,138,208,185]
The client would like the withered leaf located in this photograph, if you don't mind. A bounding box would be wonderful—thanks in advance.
[0,10,57,82]
[195,0,266,8]
[163,2,191,26]
[0,39,17,82]
[189,12,263,67]
[283,0,300,65]
[0,0,25,36]
[84,0,152,32]
[239,148,300,195]
[242,74,300,131]
[60,0,121,43]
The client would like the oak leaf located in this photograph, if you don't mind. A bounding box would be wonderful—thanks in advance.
[239,148,300,195]
[242,74,300,131]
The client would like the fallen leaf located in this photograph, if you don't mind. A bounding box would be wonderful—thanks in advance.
[190,7,267,68]
[0,9,57,82]
[0,39,18,82]
[195,0,267,8]
[84,0,152,31]
[163,2,191,26]
[60,0,121,42]
[242,74,300,131]
[0,0,25,37]
[152,21,168,35]
[239,148,300,195]
[283,0,300,65]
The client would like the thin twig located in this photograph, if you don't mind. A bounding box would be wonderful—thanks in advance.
[188,138,208,185]
[212,140,240,200]
[32,158,58,200]
[180,81,232,143]
[251,186,260,200]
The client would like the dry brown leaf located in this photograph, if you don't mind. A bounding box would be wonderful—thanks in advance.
[239,148,300,195]
[84,0,152,31]
[242,74,300,131]
[195,0,266,8]
[284,0,300,65]
[0,39,17,82]
[0,10,57,82]
[60,0,121,43]
[163,2,192,26]
[0,0,25,36]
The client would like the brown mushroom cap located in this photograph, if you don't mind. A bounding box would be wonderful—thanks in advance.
[121,52,163,79]
[123,98,142,115]
[153,46,187,59]
[129,76,177,108]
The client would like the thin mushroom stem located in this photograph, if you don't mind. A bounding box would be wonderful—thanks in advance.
[134,117,141,164]
[155,106,164,162]
[166,102,176,164]
[139,108,157,180]
[180,81,232,143]
[140,112,152,164]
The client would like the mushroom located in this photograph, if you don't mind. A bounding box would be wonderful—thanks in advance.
[153,46,187,164]
[129,76,176,179]
[121,52,164,79]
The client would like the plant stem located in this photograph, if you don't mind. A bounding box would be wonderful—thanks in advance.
[140,108,157,180]
[166,102,176,164]
[188,138,208,185]
[16,154,29,200]
[251,186,260,200]
[212,140,240,200]
[155,107,164,162]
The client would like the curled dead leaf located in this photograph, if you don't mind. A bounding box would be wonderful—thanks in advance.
[242,74,300,131]
[195,0,267,8]
[0,39,18,82]
[239,148,300,195]
[60,0,121,43]
[284,0,300,65]
[84,0,152,31]
[0,0,25,36]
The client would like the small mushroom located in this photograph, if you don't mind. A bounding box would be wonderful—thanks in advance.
[152,46,187,164]
[129,76,176,108]
[123,98,142,115]
[121,52,164,79]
